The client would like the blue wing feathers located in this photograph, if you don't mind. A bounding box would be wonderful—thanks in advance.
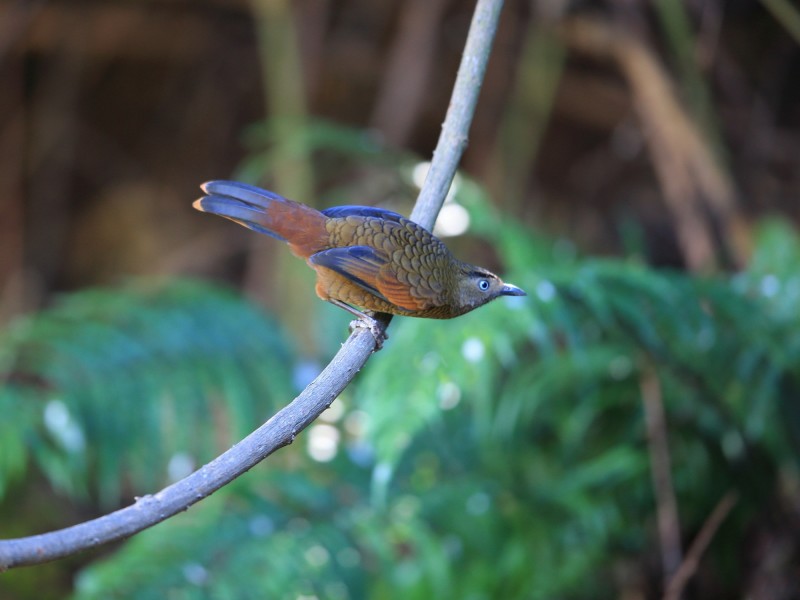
[322,205,406,222]
[308,246,389,301]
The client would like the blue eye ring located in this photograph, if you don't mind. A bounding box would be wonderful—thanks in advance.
[478,279,490,291]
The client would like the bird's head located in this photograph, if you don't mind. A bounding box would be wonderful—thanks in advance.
[452,266,526,316]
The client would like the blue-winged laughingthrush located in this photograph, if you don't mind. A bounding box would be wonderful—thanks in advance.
[194,181,525,335]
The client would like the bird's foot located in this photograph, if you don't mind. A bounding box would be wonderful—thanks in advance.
[349,315,388,350]
[328,299,388,350]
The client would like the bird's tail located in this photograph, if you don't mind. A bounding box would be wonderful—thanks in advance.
[194,180,329,259]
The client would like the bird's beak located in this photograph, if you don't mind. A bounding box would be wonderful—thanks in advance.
[500,283,526,297]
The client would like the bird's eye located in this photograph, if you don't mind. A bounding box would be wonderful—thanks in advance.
[478,279,490,291]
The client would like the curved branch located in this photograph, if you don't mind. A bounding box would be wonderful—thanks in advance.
[410,0,503,229]
[0,0,505,570]
[0,329,377,569]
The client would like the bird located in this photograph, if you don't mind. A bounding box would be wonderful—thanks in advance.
[193,180,525,340]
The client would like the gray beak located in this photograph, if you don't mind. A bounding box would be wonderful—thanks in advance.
[500,283,526,297]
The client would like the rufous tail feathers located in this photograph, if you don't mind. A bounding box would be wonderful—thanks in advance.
[194,180,329,258]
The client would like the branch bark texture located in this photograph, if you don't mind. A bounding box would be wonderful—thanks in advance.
[0,0,505,570]
[411,0,503,229]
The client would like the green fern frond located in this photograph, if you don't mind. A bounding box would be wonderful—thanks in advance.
[61,214,800,599]
[0,280,294,506]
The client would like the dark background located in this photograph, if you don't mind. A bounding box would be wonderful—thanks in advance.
[2,0,798,317]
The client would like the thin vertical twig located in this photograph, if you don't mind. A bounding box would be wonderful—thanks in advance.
[411,0,505,230]
[640,368,683,587]
[664,491,739,600]
[561,17,747,271]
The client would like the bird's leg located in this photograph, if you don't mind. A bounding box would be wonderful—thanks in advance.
[328,300,387,349]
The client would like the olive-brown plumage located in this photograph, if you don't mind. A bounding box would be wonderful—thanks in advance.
[193,180,525,320]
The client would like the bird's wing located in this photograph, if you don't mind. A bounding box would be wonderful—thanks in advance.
[321,206,407,223]
[309,246,389,302]
[309,246,430,311]
[376,267,438,311]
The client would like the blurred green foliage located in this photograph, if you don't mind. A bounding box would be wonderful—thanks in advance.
[1,192,799,599]
[0,281,294,506]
